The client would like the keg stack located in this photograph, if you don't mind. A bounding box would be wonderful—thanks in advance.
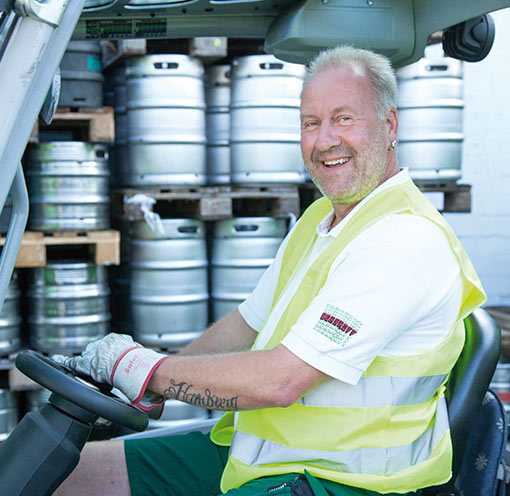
[0,38,121,429]
[20,37,115,356]
[396,56,464,185]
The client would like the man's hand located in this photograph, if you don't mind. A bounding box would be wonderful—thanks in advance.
[52,333,169,411]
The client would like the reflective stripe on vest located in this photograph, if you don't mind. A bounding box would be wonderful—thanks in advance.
[230,396,449,474]
[212,177,487,493]
[300,373,448,408]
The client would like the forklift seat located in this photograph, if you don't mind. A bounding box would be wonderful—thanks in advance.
[423,307,501,494]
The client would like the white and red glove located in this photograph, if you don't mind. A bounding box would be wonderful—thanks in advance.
[52,333,169,411]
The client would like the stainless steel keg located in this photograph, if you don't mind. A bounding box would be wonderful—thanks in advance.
[26,389,52,412]
[397,57,464,184]
[230,55,306,185]
[125,55,206,186]
[59,41,104,108]
[490,362,510,427]
[205,64,231,185]
[129,219,208,351]
[0,271,21,357]
[110,265,133,334]
[27,262,111,355]
[0,389,18,441]
[211,217,287,321]
[148,399,209,430]
[111,66,129,186]
[26,142,110,231]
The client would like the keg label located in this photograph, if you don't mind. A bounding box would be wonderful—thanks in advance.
[54,269,88,285]
[313,304,362,347]
[87,55,102,73]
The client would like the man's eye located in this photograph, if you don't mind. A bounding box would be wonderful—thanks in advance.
[338,116,352,122]
[303,121,318,129]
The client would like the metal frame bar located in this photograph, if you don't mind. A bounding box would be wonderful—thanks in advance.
[0,0,86,310]
[0,163,28,311]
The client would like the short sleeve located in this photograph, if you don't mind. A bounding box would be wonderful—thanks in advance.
[281,216,461,385]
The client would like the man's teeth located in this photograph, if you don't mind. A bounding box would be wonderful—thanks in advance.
[324,158,350,166]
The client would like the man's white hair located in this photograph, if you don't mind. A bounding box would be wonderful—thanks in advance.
[304,45,398,120]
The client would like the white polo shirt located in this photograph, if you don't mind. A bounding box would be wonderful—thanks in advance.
[239,170,462,387]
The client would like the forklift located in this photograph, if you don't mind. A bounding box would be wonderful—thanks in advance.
[0,1,507,494]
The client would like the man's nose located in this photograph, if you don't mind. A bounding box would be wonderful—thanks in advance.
[316,122,342,152]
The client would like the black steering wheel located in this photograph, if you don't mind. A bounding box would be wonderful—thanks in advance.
[15,350,148,432]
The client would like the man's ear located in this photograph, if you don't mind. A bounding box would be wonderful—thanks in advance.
[386,107,398,143]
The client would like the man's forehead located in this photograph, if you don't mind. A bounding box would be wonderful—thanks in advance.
[301,67,373,111]
[304,65,369,93]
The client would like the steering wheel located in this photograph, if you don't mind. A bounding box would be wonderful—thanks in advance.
[15,350,148,432]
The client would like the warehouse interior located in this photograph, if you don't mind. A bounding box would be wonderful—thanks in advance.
[0,1,509,493]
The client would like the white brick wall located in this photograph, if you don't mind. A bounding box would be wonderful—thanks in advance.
[441,8,510,305]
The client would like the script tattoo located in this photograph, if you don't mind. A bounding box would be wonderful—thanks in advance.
[163,379,239,411]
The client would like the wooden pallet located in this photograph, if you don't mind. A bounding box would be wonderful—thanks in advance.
[419,183,471,213]
[35,106,115,144]
[114,186,301,221]
[299,182,472,214]
[0,230,120,267]
[101,39,147,70]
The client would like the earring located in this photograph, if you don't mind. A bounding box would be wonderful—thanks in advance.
[388,139,397,151]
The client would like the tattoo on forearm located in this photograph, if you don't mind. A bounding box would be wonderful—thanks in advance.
[163,379,239,410]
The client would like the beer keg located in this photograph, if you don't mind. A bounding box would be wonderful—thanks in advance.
[110,66,129,186]
[0,271,22,357]
[205,64,231,185]
[59,41,104,108]
[129,219,208,351]
[26,389,52,412]
[211,217,287,321]
[490,362,510,428]
[397,57,464,184]
[148,399,209,430]
[230,55,306,185]
[26,142,110,231]
[0,389,18,441]
[125,55,206,186]
[27,262,111,355]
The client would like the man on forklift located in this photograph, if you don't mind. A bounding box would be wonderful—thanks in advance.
[54,45,486,496]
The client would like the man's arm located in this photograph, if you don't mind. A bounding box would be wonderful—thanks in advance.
[178,308,258,356]
[148,344,328,411]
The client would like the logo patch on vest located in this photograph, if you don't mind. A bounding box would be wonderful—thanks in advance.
[313,304,362,347]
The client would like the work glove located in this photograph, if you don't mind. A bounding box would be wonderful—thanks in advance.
[52,333,169,411]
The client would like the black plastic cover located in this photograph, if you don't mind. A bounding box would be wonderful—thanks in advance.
[443,14,496,62]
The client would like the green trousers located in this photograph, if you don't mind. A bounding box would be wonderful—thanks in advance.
[125,431,421,496]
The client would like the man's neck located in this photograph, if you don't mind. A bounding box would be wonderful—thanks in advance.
[328,165,401,231]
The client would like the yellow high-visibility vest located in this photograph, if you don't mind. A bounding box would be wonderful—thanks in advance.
[211,177,486,494]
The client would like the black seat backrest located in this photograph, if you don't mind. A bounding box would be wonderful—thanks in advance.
[447,308,500,478]
[423,308,500,495]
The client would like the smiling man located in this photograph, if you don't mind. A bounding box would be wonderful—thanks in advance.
[55,46,486,496]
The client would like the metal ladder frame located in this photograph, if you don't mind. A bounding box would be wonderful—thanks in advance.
[0,0,86,311]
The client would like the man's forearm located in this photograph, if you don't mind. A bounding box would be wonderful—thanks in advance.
[178,308,257,357]
[148,345,327,411]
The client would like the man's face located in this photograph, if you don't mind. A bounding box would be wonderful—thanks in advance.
[300,66,395,205]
